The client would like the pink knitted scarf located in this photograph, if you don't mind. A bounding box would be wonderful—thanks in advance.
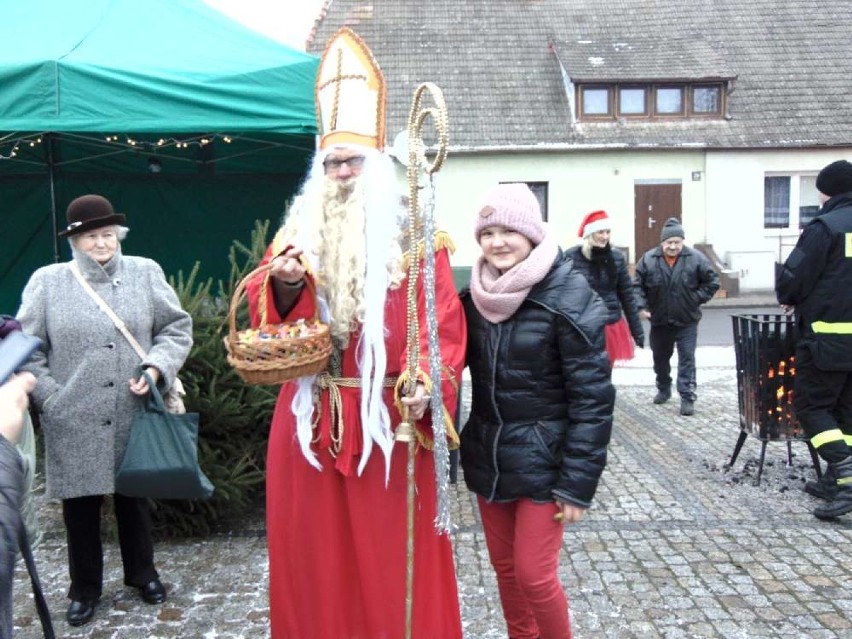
[470,235,559,323]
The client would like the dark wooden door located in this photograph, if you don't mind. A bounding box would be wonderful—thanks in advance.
[634,183,682,262]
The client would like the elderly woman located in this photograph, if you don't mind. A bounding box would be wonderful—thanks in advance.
[460,184,614,639]
[16,194,192,627]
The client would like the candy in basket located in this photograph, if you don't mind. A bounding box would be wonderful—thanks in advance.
[224,264,332,385]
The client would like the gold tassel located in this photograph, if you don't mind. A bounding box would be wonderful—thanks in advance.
[415,406,460,451]
[402,230,456,272]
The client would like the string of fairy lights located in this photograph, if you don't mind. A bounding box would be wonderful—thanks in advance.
[0,132,313,168]
[103,134,233,148]
[0,134,43,159]
[0,132,235,161]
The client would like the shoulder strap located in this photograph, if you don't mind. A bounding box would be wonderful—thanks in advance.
[68,262,147,360]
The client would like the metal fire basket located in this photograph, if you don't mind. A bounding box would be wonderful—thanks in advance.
[729,313,821,485]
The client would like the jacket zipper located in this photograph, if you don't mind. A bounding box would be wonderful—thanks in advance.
[488,323,503,500]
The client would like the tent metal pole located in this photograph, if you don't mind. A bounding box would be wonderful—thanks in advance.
[46,133,60,262]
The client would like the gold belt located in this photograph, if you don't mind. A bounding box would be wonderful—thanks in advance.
[313,373,398,455]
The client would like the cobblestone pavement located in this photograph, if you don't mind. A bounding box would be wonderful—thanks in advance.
[12,346,852,638]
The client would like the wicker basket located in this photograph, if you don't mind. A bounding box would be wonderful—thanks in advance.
[224,264,332,385]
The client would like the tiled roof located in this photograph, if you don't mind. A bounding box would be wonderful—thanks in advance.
[553,37,734,83]
[309,0,852,150]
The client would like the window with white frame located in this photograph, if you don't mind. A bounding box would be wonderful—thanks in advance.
[798,175,821,227]
[763,173,820,230]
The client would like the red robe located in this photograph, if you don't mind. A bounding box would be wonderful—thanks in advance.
[247,236,466,639]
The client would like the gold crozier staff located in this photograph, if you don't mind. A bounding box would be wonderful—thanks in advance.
[395,81,450,639]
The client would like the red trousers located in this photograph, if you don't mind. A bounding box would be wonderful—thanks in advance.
[477,496,573,639]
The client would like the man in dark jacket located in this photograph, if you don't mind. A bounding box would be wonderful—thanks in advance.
[634,217,720,416]
[776,159,852,520]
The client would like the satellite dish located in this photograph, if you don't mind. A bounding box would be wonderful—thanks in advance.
[389,130,410,166]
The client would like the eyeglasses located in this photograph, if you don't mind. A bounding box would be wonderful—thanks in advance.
[323,155,366,172]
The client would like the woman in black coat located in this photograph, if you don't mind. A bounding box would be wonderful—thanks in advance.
[564,210,644,366]
[461,183,615,639]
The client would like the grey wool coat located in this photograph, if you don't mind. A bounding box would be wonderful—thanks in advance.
[16,246,192,500]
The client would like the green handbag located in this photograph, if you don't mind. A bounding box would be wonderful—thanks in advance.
[115,371,214,500]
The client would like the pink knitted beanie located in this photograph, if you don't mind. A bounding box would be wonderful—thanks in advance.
[474,183,546,245]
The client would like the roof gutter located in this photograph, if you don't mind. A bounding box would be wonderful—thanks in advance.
[443,142,852,156]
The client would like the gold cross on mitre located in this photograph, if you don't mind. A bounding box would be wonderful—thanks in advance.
[315,27,387,151]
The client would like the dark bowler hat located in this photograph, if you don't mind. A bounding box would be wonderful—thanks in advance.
[58,194,126,238]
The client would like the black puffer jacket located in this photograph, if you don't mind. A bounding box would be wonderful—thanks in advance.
[633,245,720,326]
[564,244,644,347]
[460,255,615,508]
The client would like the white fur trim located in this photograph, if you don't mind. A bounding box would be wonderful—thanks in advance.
[582,218,611,237]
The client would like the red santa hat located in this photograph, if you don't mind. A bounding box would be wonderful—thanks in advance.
[578,210,611,238]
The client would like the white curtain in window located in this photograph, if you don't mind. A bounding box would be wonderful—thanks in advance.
[764,176,790,228]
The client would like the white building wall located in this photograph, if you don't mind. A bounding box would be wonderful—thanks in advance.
[408,147,852,292]
[425,150,706,268]
[705,148,852,291]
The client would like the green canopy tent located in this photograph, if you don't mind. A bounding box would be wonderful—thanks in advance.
[0,0,319,312]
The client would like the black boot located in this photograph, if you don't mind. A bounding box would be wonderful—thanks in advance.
[680,398,695,416]
[804,465,838,501]
[813,456,852,520]
[653,388,671,404]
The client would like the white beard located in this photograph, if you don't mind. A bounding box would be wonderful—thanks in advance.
[312,178,368,348]
[280,176,404,348]
[279,161,406,477]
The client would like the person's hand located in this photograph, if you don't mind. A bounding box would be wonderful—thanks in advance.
[269,248,306,284]
[634,336,644,349]
[400,383,431,421]
[639,309,651,320]
[553,500,586,525]
[0,372,36,444]
[129,367,161,396]
[781,304,794,316]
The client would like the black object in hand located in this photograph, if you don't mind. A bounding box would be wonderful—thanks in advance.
[0,330,43,385]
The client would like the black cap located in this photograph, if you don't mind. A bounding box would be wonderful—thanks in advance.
[815,160,852,198]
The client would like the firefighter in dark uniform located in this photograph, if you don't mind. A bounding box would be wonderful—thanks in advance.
[776,159,852,520]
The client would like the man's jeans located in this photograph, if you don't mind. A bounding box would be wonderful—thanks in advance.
[649,322,698,401]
